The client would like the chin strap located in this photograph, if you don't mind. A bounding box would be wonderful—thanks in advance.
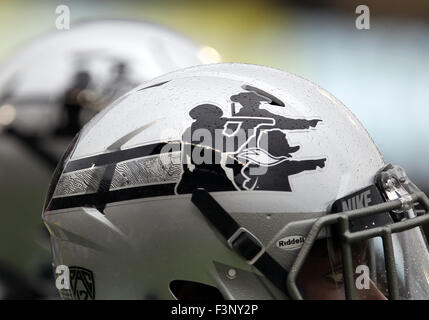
[191,188,289,295]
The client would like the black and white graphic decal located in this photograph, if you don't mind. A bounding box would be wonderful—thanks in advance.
[176,87,326,193]
[58,266,95,300]
[47,86,327,211]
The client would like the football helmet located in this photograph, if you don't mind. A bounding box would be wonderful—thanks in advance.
[0,19,209,168]
[0,19,210,299]
[43,63,429,300]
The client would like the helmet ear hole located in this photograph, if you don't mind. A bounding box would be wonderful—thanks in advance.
[169,280,224,301]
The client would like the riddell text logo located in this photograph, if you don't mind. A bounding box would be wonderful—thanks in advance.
[276,236,305,250]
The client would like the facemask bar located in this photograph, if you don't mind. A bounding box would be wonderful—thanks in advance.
[286,164,429,300]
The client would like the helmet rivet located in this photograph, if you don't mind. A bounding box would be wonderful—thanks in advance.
[227,268,237,279]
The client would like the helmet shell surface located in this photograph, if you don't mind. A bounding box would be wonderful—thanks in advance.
[44,63,386,299]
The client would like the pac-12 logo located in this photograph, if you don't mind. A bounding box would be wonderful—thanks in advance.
[55,265,95,300]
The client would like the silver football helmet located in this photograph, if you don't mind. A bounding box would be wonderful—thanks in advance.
[43,63,429,300]
[0,19,210,299]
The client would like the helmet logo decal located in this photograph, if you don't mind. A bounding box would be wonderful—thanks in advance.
[176,87,326,193]
[46,87,327,211]
[56,266,95,300]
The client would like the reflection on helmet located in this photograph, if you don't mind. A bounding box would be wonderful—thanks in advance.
[43,63,429,300]
[0,19,209,169]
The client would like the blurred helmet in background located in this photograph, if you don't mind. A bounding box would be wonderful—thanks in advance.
[0,19,214,299]
[43,63,429,300]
